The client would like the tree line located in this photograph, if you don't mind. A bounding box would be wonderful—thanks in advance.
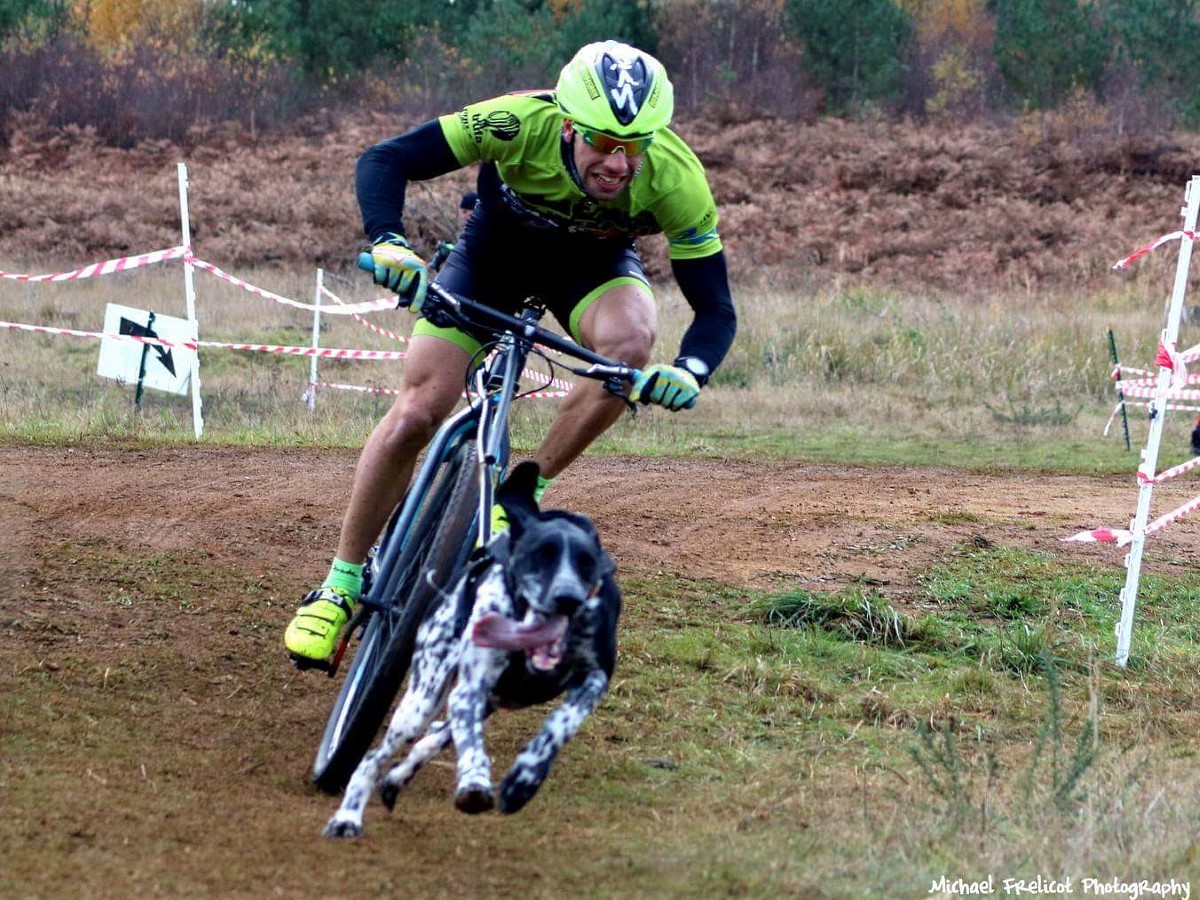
[2,0,1198,147]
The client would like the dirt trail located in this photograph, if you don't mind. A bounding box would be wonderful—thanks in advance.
[1,445,1167,609]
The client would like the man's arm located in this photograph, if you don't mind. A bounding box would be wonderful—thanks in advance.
[670,250,738,382]
[356,120,463,242]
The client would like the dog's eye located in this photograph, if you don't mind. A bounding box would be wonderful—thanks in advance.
[572,551,598,583]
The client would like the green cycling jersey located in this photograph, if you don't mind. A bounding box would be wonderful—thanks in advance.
[438,92,722,261]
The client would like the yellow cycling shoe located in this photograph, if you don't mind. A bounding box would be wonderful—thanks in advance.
[490,501,510,537]
[284,587,356,665]
[475,502,511,549]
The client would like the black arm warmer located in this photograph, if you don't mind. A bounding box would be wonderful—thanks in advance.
[671,251,738,373]
[356,119,463,242]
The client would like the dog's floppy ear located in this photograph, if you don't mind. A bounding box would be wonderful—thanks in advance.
[560,511,616,581]
[496,461,542,537]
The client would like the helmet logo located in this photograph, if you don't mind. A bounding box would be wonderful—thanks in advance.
[581,68,601,101]
[598,49,651,127]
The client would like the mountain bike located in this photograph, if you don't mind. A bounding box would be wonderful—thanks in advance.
[310,279,638,793]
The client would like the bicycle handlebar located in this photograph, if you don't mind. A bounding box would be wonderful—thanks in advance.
[356,252,640,391]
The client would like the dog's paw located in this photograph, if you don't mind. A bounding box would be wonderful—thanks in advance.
[322,817,364,839]
[454,784,495,814]
[380,781,400,811]
[499,769,543,814]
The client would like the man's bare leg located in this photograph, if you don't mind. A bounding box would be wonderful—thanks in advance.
[337,335,472,564]
[286,334,472,664]
[533,284,656,478]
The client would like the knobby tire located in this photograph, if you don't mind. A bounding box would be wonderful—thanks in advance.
[311,441,481,793]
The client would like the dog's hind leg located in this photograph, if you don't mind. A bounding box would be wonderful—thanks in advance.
[321,689,444,838]
[379,720,452,810]
[499,668,610,814]
[324,600,466,838]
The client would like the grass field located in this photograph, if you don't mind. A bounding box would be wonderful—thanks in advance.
[0,258,1185,467]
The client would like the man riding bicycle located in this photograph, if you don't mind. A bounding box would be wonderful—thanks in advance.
[285,40,738,666]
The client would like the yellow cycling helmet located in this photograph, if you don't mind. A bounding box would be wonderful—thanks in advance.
[555,41,674,138]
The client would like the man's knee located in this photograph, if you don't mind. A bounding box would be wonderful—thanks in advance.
[379,400,443,450]
[374,382,458,455]
[581,287,657,368]
[373,336,471,454]
[596,320,654,369]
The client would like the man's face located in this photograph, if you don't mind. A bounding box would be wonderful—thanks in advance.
[564,121,645,202]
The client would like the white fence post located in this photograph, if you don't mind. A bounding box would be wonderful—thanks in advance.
[177,162,204,439]
[1114,174,1200,667]
[307,268,323,411]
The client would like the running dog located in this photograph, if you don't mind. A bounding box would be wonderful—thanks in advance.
[323,461,620,838]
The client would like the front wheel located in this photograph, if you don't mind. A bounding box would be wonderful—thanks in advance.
[311,440,481,794]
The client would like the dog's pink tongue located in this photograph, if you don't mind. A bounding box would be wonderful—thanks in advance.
[472,612,567,651]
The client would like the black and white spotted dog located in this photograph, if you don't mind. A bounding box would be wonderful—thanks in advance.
[323,461,620,838]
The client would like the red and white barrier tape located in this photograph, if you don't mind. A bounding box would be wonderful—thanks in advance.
[1113,341,1200,398]
[1104,400,1200,439]
[313,381,402,396]
[1114,382,1200,401]
[1138,455,1200,485]
[0,246,189,282]
[525,367,574,392]
[4,248,579,396]
[1155,340,1200,367]
[1064,489,1200,546]
[1114,230,1197,270]
[321,284,575,391]
[1,245,395,316]
[321,284,410,342]
[188,256,392,316]
[1,319,575,399]
[0,320,408,360]
[312,381,568,400]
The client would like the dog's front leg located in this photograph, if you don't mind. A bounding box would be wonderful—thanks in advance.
[500,668,610,814]
[448,645,507,814]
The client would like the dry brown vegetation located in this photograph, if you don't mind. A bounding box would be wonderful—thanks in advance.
[3,110,1198,296]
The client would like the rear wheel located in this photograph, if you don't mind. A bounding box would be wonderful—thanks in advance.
[311,440,481,794]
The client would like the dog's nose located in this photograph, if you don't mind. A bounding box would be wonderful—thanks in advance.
[551,594,582,616]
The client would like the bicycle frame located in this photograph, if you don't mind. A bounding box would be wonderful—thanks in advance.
[379,283,637,578]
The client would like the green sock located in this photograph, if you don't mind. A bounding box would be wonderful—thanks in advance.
[534,474,553,505]
[322,558,364,600]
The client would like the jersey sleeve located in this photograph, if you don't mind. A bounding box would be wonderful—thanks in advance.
[438,95,543,167]
[663,197,722,261]
[646,133,723,261]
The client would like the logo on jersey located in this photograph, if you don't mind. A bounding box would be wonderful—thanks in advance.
[464,110,522,145]
[483,111,520,141]
[598,48,652,127]
[496,178,660,238]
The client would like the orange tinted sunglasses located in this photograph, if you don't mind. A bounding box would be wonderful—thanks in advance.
[576,125,655,156]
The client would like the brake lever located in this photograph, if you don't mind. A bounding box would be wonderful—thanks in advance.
[603,376,638,413]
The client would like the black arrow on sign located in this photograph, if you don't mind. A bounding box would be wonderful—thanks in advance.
[119,315,176,376]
